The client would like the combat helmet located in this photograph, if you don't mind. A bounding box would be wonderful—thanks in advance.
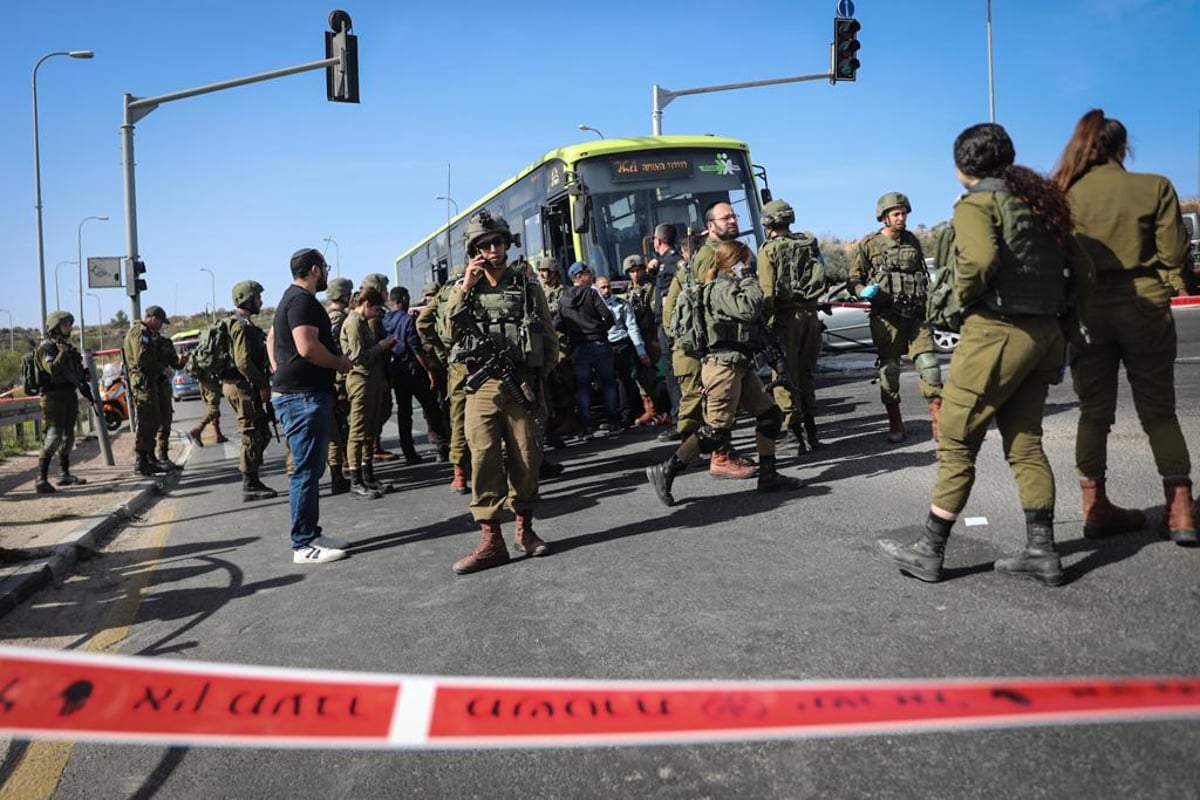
[760,199,796,228]
[232,280,265,308]
[875,191,912,221]
[463,208,513,253]
[326,277,354,301]
[622,254,647,273]
[361,273,390,292]
[45,311,74,334]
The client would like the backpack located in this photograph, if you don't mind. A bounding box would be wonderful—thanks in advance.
[22,346,51,396]
[668,268,707,357]
[772,233,825,301]
[925,224,961,332]
[187,320,235,383]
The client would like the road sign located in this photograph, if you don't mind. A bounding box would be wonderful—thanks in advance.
[837,0,855,17]
[87,257,123,289]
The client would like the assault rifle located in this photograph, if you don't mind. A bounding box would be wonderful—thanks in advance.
[449,295,539,418]
[264,400,282,442]
[759,335,799,396]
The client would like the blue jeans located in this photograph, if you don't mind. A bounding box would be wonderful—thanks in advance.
[273,390,334,549]
[571,341,620,429]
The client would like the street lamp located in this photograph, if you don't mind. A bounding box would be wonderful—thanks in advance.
[577,123,605,139]
[86,292,102,351]
[986,0,995,122]
[0,309,11,352]
[322,236,340,277]
[33,49,94,328]
[200,267,216,323]
[435,194,458,278]
[54,259,77,310]
[77,215,108,352]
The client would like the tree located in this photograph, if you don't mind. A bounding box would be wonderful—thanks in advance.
[112,310,129,328]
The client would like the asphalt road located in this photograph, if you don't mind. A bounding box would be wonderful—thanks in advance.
[3,308,1199,799]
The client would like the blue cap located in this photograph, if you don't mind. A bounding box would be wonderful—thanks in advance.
[568,262,590,279]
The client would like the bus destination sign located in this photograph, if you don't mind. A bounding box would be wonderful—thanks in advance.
[609,155,695,182]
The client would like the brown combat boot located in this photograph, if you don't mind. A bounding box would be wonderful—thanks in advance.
[635,396,657,426]
[1163,478,1198,546]
[1080,478,1146,539]
[885,403,906,443]
[453,521,510,575]
[187,426,205,448]
[709,449,757,480]
[513,512,550,557]
[449,463,468,494]
[929,397,942,441]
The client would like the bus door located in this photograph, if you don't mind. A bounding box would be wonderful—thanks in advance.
[540,195,576,270]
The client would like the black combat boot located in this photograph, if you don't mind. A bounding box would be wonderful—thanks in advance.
[539,459,565,480]
[789,426,809,455]
[350,469,381,499]
[757,454,802,493]
[877,513,953,583]
[57,455,87,486]
[802,415,821,451]
[329,465,351,496]
[35,455,56,495]
[646,455,686,507]
[134,452,166,477]
[156,448,181,472]
[242,474,279,502]
[994,510,1064,586]
[363,463,392,494]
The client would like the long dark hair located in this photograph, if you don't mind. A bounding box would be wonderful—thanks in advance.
[953,123,1074,247]
[1049,108,1129,192]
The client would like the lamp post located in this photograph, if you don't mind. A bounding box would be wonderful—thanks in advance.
[986,0,995,122]
[54,259,77,310]
[86,292,102,351]
[33,50,94,328]
[77,215,108,352]
[322,236,340,277]
[200,267,216,323]
[435,192,458,278]
[577,123,605,139]
[0,309,11,351]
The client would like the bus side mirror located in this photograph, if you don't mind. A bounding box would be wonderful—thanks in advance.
[760,188,773,204]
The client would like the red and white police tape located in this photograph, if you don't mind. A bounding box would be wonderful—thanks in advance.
[2,648,1198,749]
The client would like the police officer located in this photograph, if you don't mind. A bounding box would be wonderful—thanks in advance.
[325,276,355,494]
[360,273,397,462]
[647,239,801,505]
[420,264,470,491]
[222,280,278,502]
[123,306,173,476]
[624,254,660,425]
[444,209,558,574]
[879,122,1092,587]
[851,192,943,443]
[757,199,827,452]
[33,311,93,493]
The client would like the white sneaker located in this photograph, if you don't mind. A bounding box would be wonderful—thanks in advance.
[316,534,349,549]
[292,543,347,564]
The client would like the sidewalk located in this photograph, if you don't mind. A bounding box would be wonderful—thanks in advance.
[0,422,189,616]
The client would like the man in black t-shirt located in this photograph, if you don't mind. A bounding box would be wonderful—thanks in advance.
[268,248,353,565]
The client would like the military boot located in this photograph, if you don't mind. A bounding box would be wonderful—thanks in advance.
[363,463,392,494]
[994,510,1064,586]
[436,442,450,463]
[156,448,181,472]
[35,455,56,495]
[243,474,279,502]
[449,463,468,494]
[929,397,942,441]
[453,521,511,575]
[1080,478,1146,539]
[786,426,808,455]
[802,415,821,451]
[1163,478,1198,546]
[757,454,802,493]
[513,512,550,557]
[187,426,205,448]
[134,452,166,477]
[709,449,756,480]
[329,465,351,496]
[877,514,953,583]
[57,456,87,486]
[539,459,565,480]
[646,455,686,507]
[350,469,381,499]
[884,403,906,444]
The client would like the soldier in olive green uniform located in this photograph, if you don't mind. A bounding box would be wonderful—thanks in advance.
[221,280,279,502]
[341,286,397,498]
[325,276,354,494]
[852,192,943,443]
[623,254,660,425]
[420,265,471,492]
[1051,109,1197,546]
[152,318,185,469]
[880,122,1092,587]
[648,240,801,505]
[188,378,227,447]
[360,273,397,462]
[662,201,757,478]
[537,256,576,443]
[33,311,93,493]
[123,306,174,476]
[419,278,450,461]
[757,199,827,452]
[445,210,558,575]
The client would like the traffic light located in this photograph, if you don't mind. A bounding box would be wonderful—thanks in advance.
[325,9,359,103]
[834,17,861,82]
[126,258,146,298]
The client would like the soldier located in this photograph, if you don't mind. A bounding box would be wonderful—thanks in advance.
[757,199,827,452]
[647,224,682,434]
[187,377,227,447]
[537,256,576,444]
[325,276,354,494]
[662,201,757,477]
[420,264,470,491]
[32,311,93,493]
[360,273,397,462]
[623,254,660,426]
[1051,109,1197,545]
[852,192,943,443]
[444,209,558,574]
[123,306,173,476]
[879,122,1092,586]
[221,280,279,502]
[342,286,398,498]
[152,315,185,470]
[647,240,802,505]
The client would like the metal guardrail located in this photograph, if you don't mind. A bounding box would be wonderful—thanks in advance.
[0,396,43,448]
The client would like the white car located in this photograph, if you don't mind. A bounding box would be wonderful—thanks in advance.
[818,284,959,354]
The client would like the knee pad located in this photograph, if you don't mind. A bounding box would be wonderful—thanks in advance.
[755,405,784,440]
[914,351,943,388]
[879,357,902,395]
[696,425,731,455]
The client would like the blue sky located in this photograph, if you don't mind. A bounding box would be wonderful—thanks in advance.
[3,0,1197,332]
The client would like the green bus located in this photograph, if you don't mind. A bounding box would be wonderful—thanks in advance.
[395,135,769,290]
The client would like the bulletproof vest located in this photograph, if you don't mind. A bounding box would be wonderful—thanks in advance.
[866,233,927,299]
[703,276,768,353]
[457,271,541,367]
[327,307,347,354]
[767,232,825,302]
[229,314,268,373]
[976,180,1070,317]
[40,338,84,389]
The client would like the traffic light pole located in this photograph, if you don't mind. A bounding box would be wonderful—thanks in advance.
[120,53,344,322]
[652,71,832,136]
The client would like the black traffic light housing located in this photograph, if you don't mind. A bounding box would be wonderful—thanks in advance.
[325,9,359,103]
[126,258,147,298]
[834,17,861,82]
